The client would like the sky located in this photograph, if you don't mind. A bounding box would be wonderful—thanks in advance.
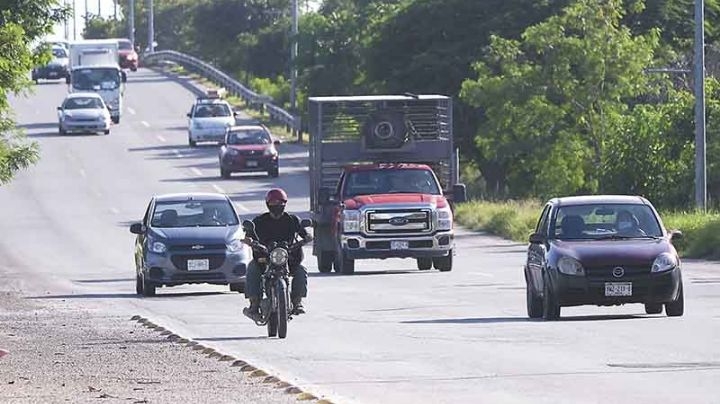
[49,0,121,41]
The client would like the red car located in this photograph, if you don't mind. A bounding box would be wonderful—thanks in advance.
[117,38,138,71]
[218,125,280,178]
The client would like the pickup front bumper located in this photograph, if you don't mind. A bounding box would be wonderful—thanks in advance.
[340,232,454,259]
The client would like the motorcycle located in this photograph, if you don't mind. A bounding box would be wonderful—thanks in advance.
[241,218,312,339]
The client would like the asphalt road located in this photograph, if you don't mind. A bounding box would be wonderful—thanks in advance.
[2,69,719,404]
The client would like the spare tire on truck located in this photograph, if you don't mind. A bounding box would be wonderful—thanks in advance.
[362,110,408,149]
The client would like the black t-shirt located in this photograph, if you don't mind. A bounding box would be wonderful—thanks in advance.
[250,212,308,264]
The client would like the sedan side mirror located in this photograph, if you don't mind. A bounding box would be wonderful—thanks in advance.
[529,233,546,244]
[130,222,146,234]
[670,230,683,241]
[300,218,313,228]
[186,112,192,118]
[57,106,62,111]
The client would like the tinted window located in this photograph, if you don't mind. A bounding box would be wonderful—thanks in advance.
[193,103,231,117]
[552,203,662,240]
[151,200,238,228]
[63,97,104,109]
[71,68,120,90]
[343,169,441,198]
[227,130,270,145]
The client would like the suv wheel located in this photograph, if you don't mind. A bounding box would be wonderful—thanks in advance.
[417,258,433,271]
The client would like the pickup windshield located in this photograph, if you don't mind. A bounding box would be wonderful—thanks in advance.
[71,68,120,91]
[343,169,441,198]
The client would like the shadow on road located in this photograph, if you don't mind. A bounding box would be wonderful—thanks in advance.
[402,313,651,324]
[74,278,135,284]
[16,122,57,130]
[27,291,226,300]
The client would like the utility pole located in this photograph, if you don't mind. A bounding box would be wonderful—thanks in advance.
[290,0,298,112]
[73,0,77,39]
[694,0,707,210]
[98,0,101,16]
[64,0,70,39]
[114,0,118,20]
[128,0,135,45]
[147,0,155,52]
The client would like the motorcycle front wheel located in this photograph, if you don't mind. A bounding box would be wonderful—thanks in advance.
[276,279,289,339]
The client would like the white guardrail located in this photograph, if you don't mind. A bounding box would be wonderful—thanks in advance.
[142,50,302,140]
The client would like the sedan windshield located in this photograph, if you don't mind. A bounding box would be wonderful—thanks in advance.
[343,169,441,198]
[552,203,663,240]
[151,200,238,228]
[227,130,270,145]
[63,97,104,109]
[194,103,231,117]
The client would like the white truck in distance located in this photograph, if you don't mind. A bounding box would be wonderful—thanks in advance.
[66,39,126,124]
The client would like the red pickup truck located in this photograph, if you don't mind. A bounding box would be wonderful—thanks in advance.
[309,94,467,274]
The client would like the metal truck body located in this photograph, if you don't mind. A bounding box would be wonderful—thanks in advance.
[309,95,467,274]
[66,40,126,123]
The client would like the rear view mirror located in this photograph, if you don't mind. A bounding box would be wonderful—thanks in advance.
[300,218,313,228]
[130,222,146,234]
[529,233,545,244]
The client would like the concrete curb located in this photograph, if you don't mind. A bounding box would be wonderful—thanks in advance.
[130,315,336,404]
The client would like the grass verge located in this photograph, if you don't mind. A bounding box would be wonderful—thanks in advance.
[455,200,720,259]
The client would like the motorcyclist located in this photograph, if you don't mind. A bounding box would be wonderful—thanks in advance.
[243,188,312,320]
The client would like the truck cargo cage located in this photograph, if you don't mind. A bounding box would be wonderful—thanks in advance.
[308,95,459,213]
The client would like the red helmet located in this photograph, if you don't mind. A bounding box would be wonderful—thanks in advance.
[265,188,288,205]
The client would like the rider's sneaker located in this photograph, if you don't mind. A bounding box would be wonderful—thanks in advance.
[243,306,262,321]
[291,300,305,315]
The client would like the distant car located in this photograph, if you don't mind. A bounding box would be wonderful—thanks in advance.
[218,125,280,178]
[32,45,69,82]
[525,195,684,320]
[57,92,111,135]
[186,91,238,147]
[129,193,251,296]
[116,38,138,71]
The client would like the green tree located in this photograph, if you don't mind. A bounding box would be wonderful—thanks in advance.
[0,1,69,184]
[460,0,662,199]
[83,15,124,39]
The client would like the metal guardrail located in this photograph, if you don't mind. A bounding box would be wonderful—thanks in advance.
[142,50,302,140]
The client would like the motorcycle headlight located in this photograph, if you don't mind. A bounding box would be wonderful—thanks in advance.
[150,241,167,254]
[269,248,289,266]
[437,206,453,231]
[557,256,584,276]
[652,252,678,273]
[342,210,361,233]
[227,239,244,253]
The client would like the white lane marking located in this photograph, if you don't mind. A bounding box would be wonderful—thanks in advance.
[110,207,120,214]
[174,149,183,158]
[141,120,150,127]
[156,135,167,142]
[79,169,86,178]
[191,167,203,176]
[212,184,225,194]
[127,107,136,115]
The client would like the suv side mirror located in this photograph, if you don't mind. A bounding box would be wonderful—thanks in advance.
[130,222,146,234]
[670,230,683,241]
[529,233,545,244]
[300,218,313,228]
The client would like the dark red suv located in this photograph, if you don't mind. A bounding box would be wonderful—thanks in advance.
[117,38,138,71]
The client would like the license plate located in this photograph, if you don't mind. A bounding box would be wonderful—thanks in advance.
[605,282,632,296]
[246,160,258,167]
[49,72,58,77]
[391,241,409,250]
[187,259,209,271]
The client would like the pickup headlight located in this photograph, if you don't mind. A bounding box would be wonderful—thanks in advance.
[437,206,453,231]
[343,210,361,233]
[227,239,244,253]
[557,256,584,275]
[652,253,678,273]
[269,247,289,266]
[150,241,167,254]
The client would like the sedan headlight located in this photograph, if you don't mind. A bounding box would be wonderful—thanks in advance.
[227,239,244,253]
[437,206,453,231]
[269,248,289,266]
[652,252,678,273]
[557,256,584,276]
[342,210,361,233]
[150,241,167,254]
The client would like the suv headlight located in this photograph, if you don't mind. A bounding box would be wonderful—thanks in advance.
[150,241,167,254]
[269,248,289,266]
[652,253,678,273]
[437,206,453,231]
[227,239,244,253]
[343,210,360,233]
[264,147,276,156]
[558,256,584,275]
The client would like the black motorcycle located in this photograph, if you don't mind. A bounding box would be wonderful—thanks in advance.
[241,218,312,339]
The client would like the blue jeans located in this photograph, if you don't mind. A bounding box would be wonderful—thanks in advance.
[244,260,308,301]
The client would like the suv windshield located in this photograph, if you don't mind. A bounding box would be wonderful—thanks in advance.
[343,169,441,198]
[552,203,663,240]
[151,200,238,228]
[194,103,231,118]
[71,68,120,91]
[227,130,270,145]
[63,97,103,109]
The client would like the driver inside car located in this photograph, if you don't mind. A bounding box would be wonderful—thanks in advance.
[615,210,647,237]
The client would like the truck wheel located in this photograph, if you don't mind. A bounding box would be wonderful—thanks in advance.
[665,282,684,317]
[334,251,355,275]
[220,168,231,179]
[229,282,245,293]
[268,167,279,178]
[417,258,432,271]
[432,251,453,272]
[59,125,66,135]
[317,251,334,273]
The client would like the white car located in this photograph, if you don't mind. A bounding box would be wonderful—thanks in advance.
[186,94,237,147]
[57,92,111,135]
